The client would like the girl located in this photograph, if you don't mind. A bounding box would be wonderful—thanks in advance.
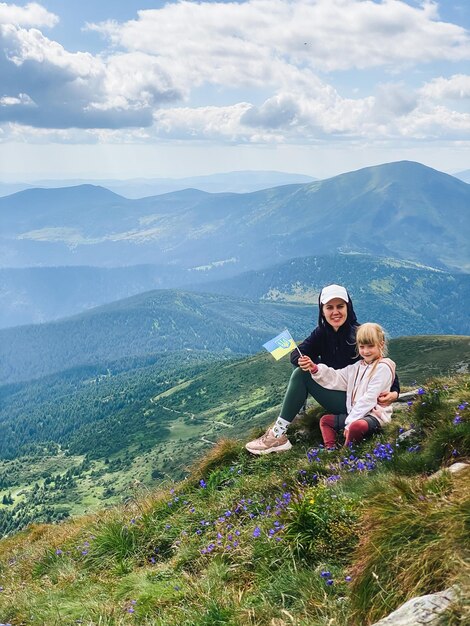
[304,322,395,449]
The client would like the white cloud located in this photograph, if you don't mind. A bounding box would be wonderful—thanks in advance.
[2,23,98,74]
[0,23,181,128]
[88,52,183,112]
[421,74,470,100]
[0,2,58,27]
[0,91,34,106]
[0,0,469,146]
[399,105,470,139]
[154,103,254,142]
[90,0,470,82]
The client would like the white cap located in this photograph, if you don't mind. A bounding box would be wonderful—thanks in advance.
[320,284,349,305]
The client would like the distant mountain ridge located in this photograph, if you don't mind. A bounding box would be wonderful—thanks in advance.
[0,170,316,199]
[453,169,470,183]
[1,161,468,272]
[0,264,190,328]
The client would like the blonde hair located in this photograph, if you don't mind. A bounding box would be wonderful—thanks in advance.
[356,323,388,376]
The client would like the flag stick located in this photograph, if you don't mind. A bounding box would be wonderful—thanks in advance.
[285,329,303,357]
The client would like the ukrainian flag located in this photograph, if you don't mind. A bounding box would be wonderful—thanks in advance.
[263,329,298,361]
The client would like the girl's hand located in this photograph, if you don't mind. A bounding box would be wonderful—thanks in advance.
[298,355,318,374]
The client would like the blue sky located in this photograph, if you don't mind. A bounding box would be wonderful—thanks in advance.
[0,0,469,181]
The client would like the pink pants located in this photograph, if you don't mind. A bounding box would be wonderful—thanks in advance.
[320,413,371,448]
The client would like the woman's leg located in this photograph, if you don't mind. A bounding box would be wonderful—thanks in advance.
[280,367,348,421]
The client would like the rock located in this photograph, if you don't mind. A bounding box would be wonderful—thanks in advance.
[395,390,420,403]
[370,587,457,626]
[432,462,470,478]
[446,462,470,474]
[396,428,417,442]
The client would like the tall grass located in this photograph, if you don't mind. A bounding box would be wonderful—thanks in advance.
[349,470,470,624]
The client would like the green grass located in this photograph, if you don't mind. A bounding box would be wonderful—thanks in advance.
[1,335,468,536]
[0,373,468,625]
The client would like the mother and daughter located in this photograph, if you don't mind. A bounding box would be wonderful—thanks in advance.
[246,284,400,455]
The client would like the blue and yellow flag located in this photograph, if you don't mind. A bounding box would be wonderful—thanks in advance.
[263,329,300,361]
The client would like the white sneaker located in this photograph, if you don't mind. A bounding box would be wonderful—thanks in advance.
[245,427,292,455]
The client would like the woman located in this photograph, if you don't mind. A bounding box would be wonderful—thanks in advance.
[245,284,400,455]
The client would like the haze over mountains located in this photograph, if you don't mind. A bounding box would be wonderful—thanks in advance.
[1,161,468,274]
[0,171,316,199]
[0,159,468,384]
[455,169,470,184]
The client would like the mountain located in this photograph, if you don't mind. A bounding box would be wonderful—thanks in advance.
[453,169,470,183]
[0,170,316,199]
[189,253,470,337]
[2,251,469,383]
[1,161,469,272]
[2,251,468,330]
[0,182,35,197]
[0,289,314,384]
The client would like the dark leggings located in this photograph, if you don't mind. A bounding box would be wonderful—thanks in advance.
[280,367,348,422]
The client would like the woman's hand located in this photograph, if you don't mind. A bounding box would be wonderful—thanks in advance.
[377,391,399,407]
[298,355,318,374]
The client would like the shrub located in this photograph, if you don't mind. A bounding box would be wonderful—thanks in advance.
[85,518,140,568]
[283,484,360,565]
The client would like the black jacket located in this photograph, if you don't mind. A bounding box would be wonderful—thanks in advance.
[290,323,400,395]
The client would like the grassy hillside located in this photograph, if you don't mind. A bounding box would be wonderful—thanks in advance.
[0,289,313,384]
[0,336,468,537]
[390,335,470,382]
[0,372,468,625]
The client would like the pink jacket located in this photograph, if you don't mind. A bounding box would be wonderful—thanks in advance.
[311,357,396,426]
